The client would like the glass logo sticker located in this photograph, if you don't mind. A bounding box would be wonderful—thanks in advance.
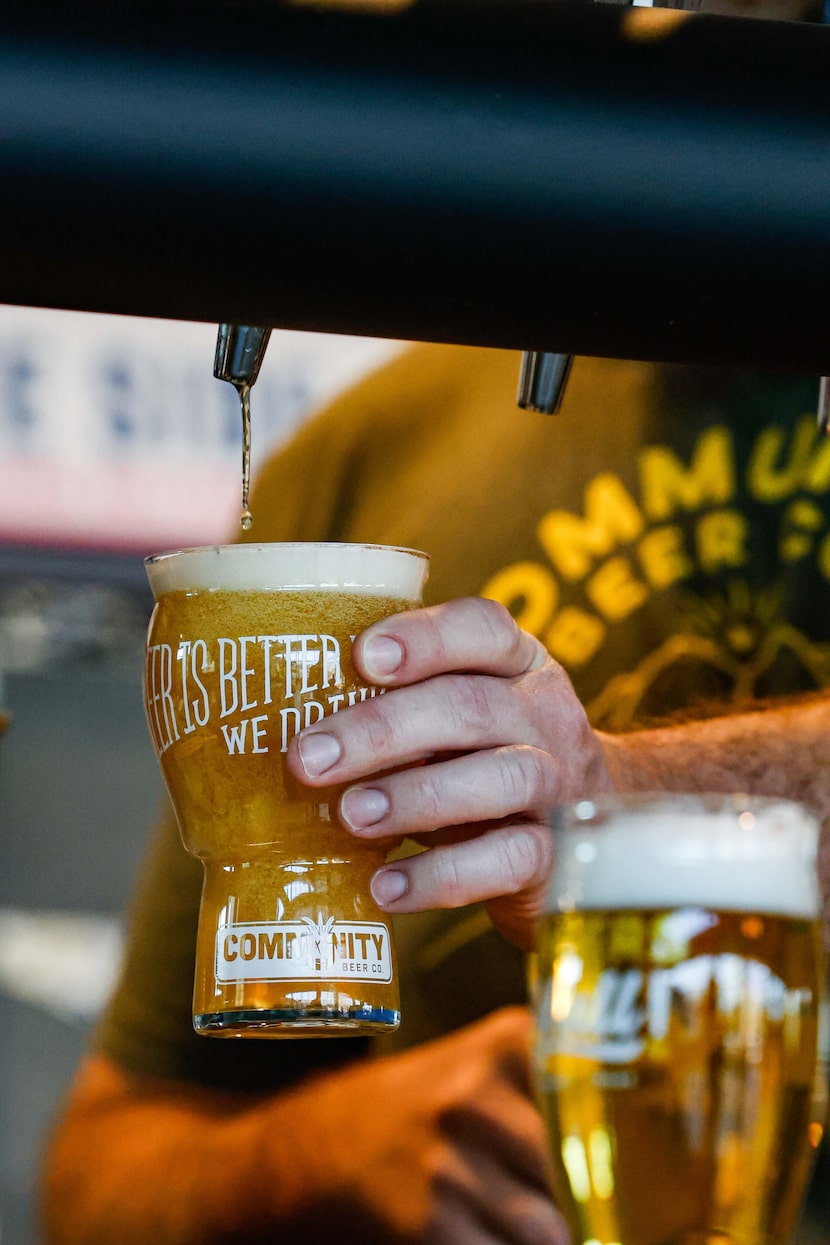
[215,912,393,982]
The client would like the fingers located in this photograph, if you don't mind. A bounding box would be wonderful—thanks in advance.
[305,1005,563,1244]
[282,597,609,947]
[432,1166,569,1245]
[429,1008,567,1245]
[368,820,554,915]
[335,747,560,930]
[291,672,551,784]
[294,674,517,781]
[353,597,549,687]
[339,745,562,838]
[288,598,596,797]
[467,1005,535,1088]
[289,597,550,784]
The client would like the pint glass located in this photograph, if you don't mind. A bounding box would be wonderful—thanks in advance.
[143,542,429,1037]
[533,793,828,1245]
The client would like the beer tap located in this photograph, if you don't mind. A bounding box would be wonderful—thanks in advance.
[517,349,573,414]
[214,324,272,529]
[818,377,830,434]
[516,0,700,417]
[214,324,272,391]
[517,0,830,435]
[515,0,628,417]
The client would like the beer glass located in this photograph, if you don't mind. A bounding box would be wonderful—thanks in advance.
[533,793,828,1245]
[143,541,429,1037]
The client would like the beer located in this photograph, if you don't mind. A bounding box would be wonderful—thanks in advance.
[143,542,429,1037]
[533,795,827,1245]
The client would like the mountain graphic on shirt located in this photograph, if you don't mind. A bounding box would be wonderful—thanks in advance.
[585,579,830,729]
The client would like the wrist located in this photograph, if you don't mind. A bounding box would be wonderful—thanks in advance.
[597,729,641,793]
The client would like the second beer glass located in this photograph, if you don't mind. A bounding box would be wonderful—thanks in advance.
[533,793,827,1245]
[143,541,429,1037]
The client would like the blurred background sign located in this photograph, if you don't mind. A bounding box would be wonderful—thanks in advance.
[0,304,400,553]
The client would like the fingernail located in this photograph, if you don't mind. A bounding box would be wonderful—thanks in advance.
[297,732,341,777]
[363,634,403,679]
[341,786,390,830]
[371,869,408,906]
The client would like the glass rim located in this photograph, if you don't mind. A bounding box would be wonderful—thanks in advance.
[546,790,820,919]
[143,541,430,599]
[552,790,821,828]
[144,541,429,567]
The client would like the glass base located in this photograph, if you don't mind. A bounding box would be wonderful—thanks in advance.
[194,1005,401,1037]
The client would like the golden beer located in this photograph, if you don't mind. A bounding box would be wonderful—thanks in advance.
[143,542,429,1037]
[533,795,827,1245]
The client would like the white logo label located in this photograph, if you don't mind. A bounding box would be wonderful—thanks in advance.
[147,631,384,759]
[215,913,393,983]
[542,956,801,1068]
[560,968,648,1064]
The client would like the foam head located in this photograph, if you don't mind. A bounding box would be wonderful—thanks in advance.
[145,542,430,600]
[548,793,820,919]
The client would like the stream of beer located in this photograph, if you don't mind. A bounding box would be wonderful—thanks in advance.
[239,383,253,531]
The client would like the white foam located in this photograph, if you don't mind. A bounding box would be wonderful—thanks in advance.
[145,542,429,599]
[548,797,819,919]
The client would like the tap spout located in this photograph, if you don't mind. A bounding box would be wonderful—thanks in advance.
[214,325,272,390]
[517,351,573,414]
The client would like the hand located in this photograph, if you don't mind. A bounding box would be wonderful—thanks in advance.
[285,1007,566,1245]
[44,1009,565,1245]
[287,597,614,949]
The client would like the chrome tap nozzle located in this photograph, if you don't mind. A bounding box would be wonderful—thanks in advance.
[214,324,272,389]
[517,351,573,414]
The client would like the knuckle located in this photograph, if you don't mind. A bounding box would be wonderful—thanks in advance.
[446,674,494,733]
[429,846,464,896]
[505,745,553,809]
[491,825,551,895]
[414,844,467,908]
[477,596,523,653]
[406,602,466,673]
[352,696,399,756]
[407,770,445,829]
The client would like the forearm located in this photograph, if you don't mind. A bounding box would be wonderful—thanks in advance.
[41,1055,338,1245]
[601,691,830,918]
[602,692,830,807]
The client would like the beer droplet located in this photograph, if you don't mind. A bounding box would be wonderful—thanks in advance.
[240,509,253,532]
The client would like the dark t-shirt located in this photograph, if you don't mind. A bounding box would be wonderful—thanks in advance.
[97,344,828,1098]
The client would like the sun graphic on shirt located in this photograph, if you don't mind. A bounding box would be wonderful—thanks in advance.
[586,577,830,730]
[687,579,784,662]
